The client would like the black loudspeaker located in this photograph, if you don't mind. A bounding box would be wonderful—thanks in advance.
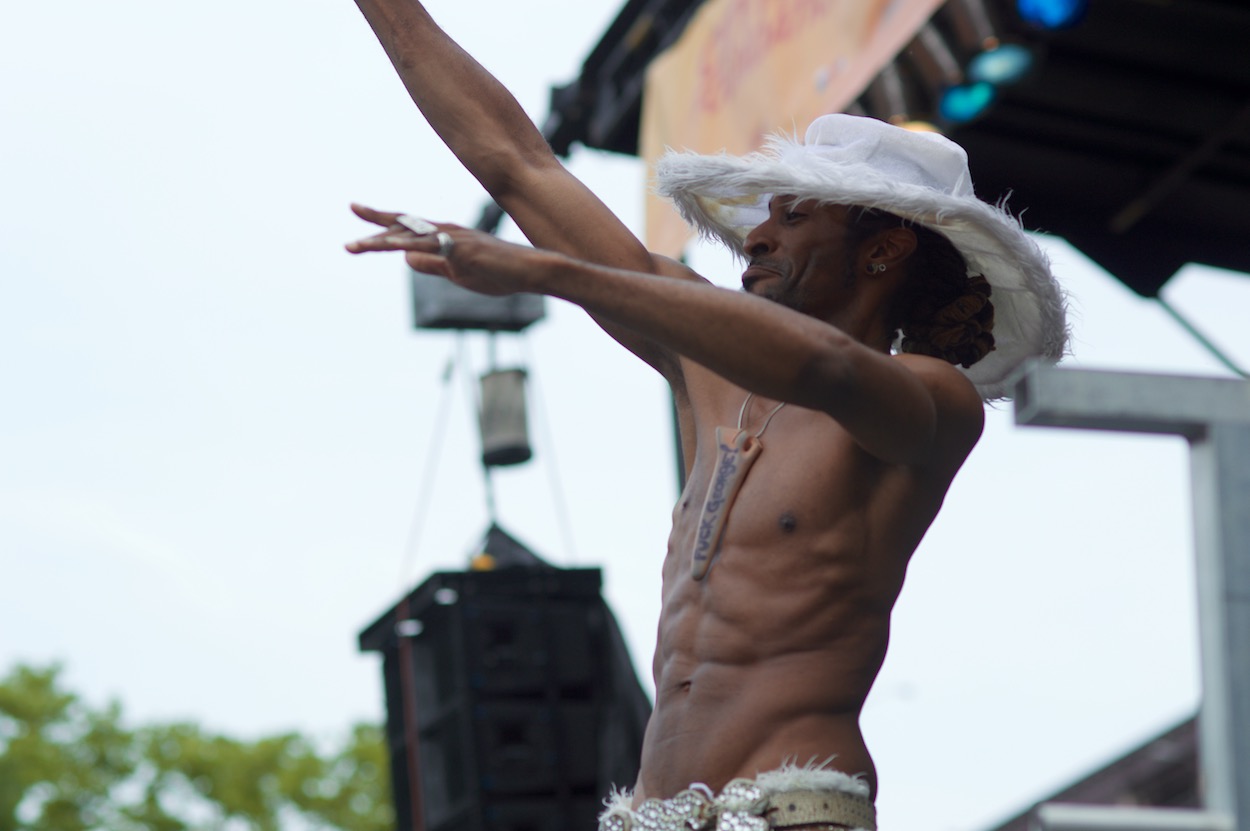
[359,561,651,831]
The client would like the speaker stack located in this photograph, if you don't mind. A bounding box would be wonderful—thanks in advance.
[360,563,650,831]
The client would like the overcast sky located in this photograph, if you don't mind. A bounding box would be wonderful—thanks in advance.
[3,2,1248,830]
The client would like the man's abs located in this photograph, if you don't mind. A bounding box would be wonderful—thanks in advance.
[638,510,901,804]
[635,654,878,802]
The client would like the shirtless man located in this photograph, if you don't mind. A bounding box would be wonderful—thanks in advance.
[345,3,1067,829]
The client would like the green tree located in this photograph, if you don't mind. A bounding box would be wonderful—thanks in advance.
[0,664,394,831]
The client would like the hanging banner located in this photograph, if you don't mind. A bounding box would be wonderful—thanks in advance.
[642,0,945,256]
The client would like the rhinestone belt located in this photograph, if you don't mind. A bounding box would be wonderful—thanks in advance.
[599,779,877,831]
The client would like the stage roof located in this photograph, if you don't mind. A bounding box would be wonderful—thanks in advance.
[540,0,1250,298]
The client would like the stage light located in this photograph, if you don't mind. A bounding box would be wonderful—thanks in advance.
[894,120,943,134]
[968,43,1035,85]
[940,81,996,123]
[1017,0,1088,29]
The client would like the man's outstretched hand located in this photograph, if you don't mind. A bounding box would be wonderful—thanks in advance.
[345,202,552,297]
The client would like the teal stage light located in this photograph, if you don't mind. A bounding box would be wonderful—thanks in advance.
[940,81,997,123]
[1017,0,1088,29]
[968,43,1034,85]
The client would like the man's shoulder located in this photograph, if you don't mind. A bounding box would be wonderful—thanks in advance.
[892,352,986,454]
[892,351,981,399]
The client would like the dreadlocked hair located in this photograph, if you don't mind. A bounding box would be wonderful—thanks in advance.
[848,208,996,369]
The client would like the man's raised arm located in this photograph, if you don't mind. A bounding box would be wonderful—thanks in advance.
[352,1,652,272]
[352,1,697,378]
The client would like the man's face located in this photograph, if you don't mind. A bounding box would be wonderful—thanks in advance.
[740,197,859,317]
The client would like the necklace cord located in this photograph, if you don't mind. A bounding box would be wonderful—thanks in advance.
[737,393,787,437]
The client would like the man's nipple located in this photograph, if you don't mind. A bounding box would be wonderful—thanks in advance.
[779,512,798,533]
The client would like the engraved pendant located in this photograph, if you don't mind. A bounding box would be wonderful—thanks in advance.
[690,426,764,580]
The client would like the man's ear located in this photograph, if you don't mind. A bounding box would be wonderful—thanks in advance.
[867,226,918,270]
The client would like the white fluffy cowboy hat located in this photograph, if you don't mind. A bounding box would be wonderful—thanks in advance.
[655,113,1068,400]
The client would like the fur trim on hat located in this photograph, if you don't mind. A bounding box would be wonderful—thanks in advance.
[655,114,1069,400]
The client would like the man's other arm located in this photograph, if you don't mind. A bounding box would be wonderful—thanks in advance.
[374,230,984,468]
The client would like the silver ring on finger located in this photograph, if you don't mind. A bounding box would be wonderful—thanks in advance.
[436,231,455,259]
